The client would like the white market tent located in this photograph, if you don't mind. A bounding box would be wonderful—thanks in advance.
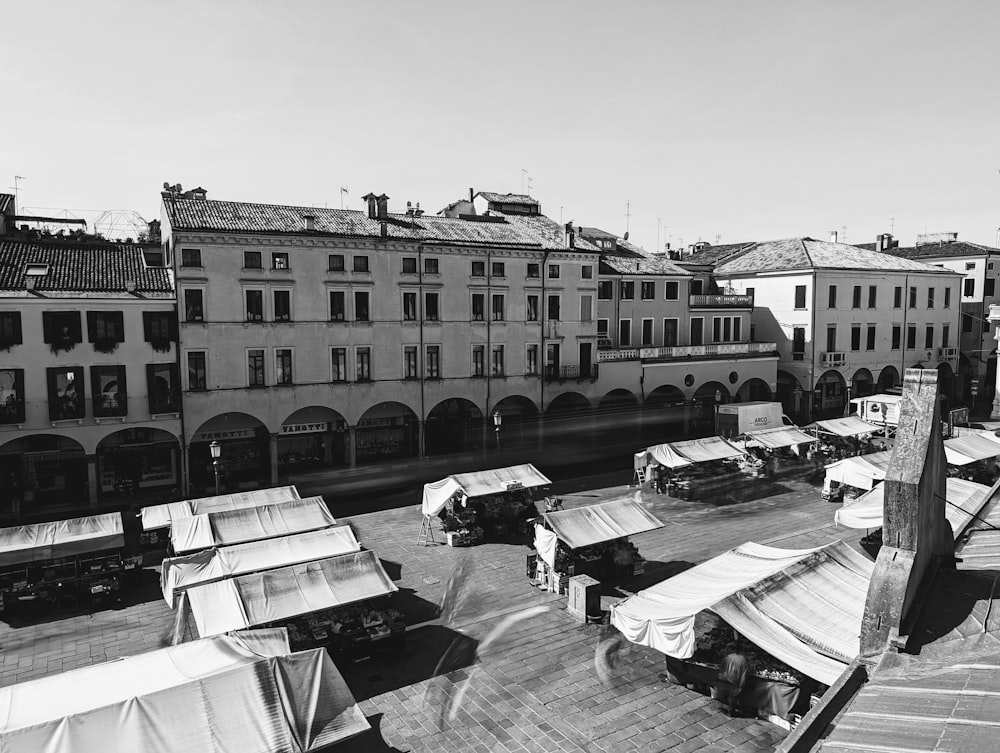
[644,443,694,470]
[811,416,881,437]
[178,549,398,639]
[0,630,370,753]
[161,525,363,607]
[610,540,873,685]
[170,496,336,555]
[942,433,1000,466]
[140,485,301,532]
[0,513,124,568]
[668,436,745,464]
[823,451,894,491]
[835,477,991,535]
[745,426,817,449]
[541,495,666,550]
[421,463,551,516]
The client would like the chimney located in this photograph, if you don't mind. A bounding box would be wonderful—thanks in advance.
[469,187,474,202]
[829,230,838,243]
[876,233,895,253]
[303,214,315,232]
[376,194,389,220]
[380,222,388,238]
[564,221,575,249]
[362,193,377,220]
[146,219,161,243]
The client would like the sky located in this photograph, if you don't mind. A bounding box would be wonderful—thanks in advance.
[3,1,999,250]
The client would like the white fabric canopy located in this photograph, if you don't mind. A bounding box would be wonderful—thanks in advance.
[0,513,124,567]
[668,437,745,464]
[533,525,558,569]
[421,477,464,516]
[835,478,991,536]
[745,426,816,449]
[421,464,550,516]
[182,549,398,638]
[645,443,694,469]
[0,630,369,752]
[541,495,665,549]
[161,525,362,607]
[823,451,893,490]
[170,497,336,555]
[812,416,880,437]
[943,434,1000,466]
[141,486,301,531]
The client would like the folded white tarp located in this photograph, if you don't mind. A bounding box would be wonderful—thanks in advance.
[745,426,817,449]
[161,525,363,607]
[812,416,880,437]
[141,485,301,531]
[534,525,558,569]
[669,437,745,464]
[823,451,893,490]
[421,464,551,516]
[0,630,369,753]
[181,549,398,638]
[0,513,124,567]
[170,496,336,554]
[943,434,1000,466]
[541,495,665,549]
[835,478,991,536]
[645,443,694,469]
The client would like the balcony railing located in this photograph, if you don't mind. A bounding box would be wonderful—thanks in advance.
[689,294,754,308]
[544,365,599,381]
[937,347,958,359]
[149,390,180,415]
[597,341,777,363]
[820,351,847,367]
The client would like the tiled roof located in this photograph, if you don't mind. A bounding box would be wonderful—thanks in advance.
[600,254,692,276]
[164,198,598,252]
[715,237,957,275]
[679,242,755,266]
[0,241,173,293]
[0,194,13,214]
[475,191,539,207]
[882,240,1000,260]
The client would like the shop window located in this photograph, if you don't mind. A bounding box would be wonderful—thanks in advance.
[47,366,85,421]
[582,265,593,280]
[527,263,540,279]
[425,292,439,322]
[547,295,560,321]
[425,345,441,379]
[187,352,207,391]
[472,261,485,277]
[247,349,266,387]
[180,248,202,267]
[244,250,262,269]
[526,344,539,375]
[245,290,264,322]
[492,294,505,322]
[424,258,439,275]
[491,345,505,376]
[142,311,176,352]
[472,345,485,377]
[402,257,417,274]
[598,280,613,300]
[404,292,418,321]
[0,311,23,351]
[87,311,125,352]
[275,348,293,385]
[356,347,372,382]
[272,252,290,270]
[355,291,370,322]
[329,254,345,272]
[91,364,127,417]
[665,281,679,300]
[471,293,485,322]
[184,289,204,322]
[42,310,83,353]
[0,368,25,424]
[273,290,291,322]
[620,281,634,300]
[147,363,180,413]
[403,346,419,379]
[329,291,346,321]
[353,256,369,273]
[641,281,655,300]
[331,348,347,382]
[492,262,505,278]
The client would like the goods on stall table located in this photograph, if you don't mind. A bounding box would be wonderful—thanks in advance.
[283,603,406,660]
[693,623,807,686]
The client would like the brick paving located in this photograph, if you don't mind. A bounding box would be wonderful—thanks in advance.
[0,465,860,752]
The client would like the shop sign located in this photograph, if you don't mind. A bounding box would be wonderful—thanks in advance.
[359,417,404,428]
[193,428,257,442]
[281,422,331,435]
[506,481,524,491]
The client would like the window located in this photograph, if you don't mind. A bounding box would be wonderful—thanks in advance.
[403,292,418,321]
[691,279,704,295]
[527,263,539,279]
[713,316,739,342]
[582,265,593,279]
[866,324,876,351]
[0,311,22,349]
[273,290,291,322]
[472,345,485,377]
[794,285,806,309]
[415,292,435,322]
[851,324,861,351]
[471,261,485,277]
[187,352,207,391]
[641,318,654,346]
[891,325,902,350]
[894,286,902,309]
[746,287,754,301]
[424,258,439,274]
[526,295,539,322]
[925,325,934,349]
[641,281,655,300]
[987,278,996,297]
[966,262,976,271]
[963,314,974,333]
[91,365,127,417]
[597,319,609,338]
[598,280,613,300]
[404,346,418,379]
[852,286,862,309]
[353,256,369,273]
[142,311,175,350]
[43,310,83,350]
[355,291,370,322]
[909,286,918,308]
[181,248,202,267]
[331,348,347,382]
[272,252,289,270]
[868,285,877,308]
[470,293,485,321]
[690,318,704,346]
[665,281,679,300]
[87,311,125,346]
[491,262,505,277]
[274,348,293,385]
[147,363,179,414]
[619,319,632,347]
[943,324,950,348]
[792,327,805,360]
[47,366,85,421]
[491,345,505,376]
[329,291,346,321]
[906,324,917,349]
[547,295,560,321]
[492,294,505,321]
[964,278,975,297]
[945,287,952,308]
[245,290,264,322]
[526,344,539,375]
[580,294,593,322]
[355,347,372,381]
[548,264,560,279]
[620,281,634,300]
[826,325,837,353]
[248,349,266,387]
[545,343,561,377]
[663,319,678,347]
[925,287,934,308]
[244,250,262,269]
[402,257,417,274]
[425,345,440,379]
[328,254,345,272]
[828,285,837,308]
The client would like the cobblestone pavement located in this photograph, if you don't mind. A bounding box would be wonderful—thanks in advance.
[0,468,858,752]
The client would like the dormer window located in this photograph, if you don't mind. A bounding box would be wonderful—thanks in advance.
[25,263,49,277]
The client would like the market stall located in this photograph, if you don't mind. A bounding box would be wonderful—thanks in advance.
[0,629,370,753]
[0,512,138,612]
[821,450,893,502]
[531,495,665,592]
[421,464,551,546]
[808,416,883,461]
[169,496,336,555]
[175,550,404,661]
[160,524,362,607]
[943,434,1000,484]
[640,436,746,497]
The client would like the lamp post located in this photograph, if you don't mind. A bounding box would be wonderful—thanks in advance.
[492,410,502,451]
[209,440,221,496]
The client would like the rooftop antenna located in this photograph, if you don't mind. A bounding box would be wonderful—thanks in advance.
[339,187,349,210]
[715,234,722,244]
[890,217,895,234]
[521,169,533,194]
[625,200,631,235]
[657,217,662,253]
[9,175,25,207]
[841,225,848,244]
[560,206,564,224]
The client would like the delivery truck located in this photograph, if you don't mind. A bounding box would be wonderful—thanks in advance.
[715,401,792,438]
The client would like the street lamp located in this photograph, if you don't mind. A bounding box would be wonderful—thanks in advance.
[492,410,502,450]
[209,440,221,496]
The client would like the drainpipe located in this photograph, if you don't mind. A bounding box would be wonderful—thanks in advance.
[418,244,426,459]
[808,270,817,424]
[539,249,551,450]
[900,273,909,390]
[173,298,186,499]
[485,247,492,454]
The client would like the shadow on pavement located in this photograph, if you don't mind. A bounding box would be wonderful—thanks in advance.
[631,559,696,590]
[334,714,406,752]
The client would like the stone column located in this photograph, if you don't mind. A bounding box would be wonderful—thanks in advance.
[87,455,99,509]
[179,440,190,497]
[269,434,279,485]
[347,426,357,467]
[418,420,426,459]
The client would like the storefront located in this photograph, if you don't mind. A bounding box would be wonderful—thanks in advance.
[356,404,419,463]
[4,435,89,516]
[277,419,346,470]
[97,428,179,498]
[188,423,269,491]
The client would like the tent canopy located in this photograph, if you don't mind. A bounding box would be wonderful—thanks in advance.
[943,434,1000,466]
[182,549,398,638]
[141,486,301,531]
[161,525,362,607]
[745,426,816,449]
[421,464,550,516]
[645,443,693,469]
[0,630,369,753]
[0,513,123,567]
[823,451,893,490]
[811,416,881,437]
[541,495,665,549]
[170,496,335,555]
[668,437,745,464]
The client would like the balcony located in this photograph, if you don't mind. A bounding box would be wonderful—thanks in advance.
[937,347,958,359]
[544,365,599,382]
[597,341,777,363]
[688,294,754,308]
[148,390,180,415]
[820,352,847,367]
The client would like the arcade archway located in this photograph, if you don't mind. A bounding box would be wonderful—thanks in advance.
[425,398,484,456]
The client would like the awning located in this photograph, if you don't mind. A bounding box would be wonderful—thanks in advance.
[421,464,551,516]
[541,495,665,549]
[141,485,301,531]
[943,434,1000,466]
[835,478,991,537]
[745,426,816,449]
[170,496,336,554]
[0,630,370,752]
[669,437,745,464]
[824,451,893,490]
[812,416,881,437]
[181,549,398,638]
[645,443,694,469]
[161,525,362,607]
[0,513,124,567]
